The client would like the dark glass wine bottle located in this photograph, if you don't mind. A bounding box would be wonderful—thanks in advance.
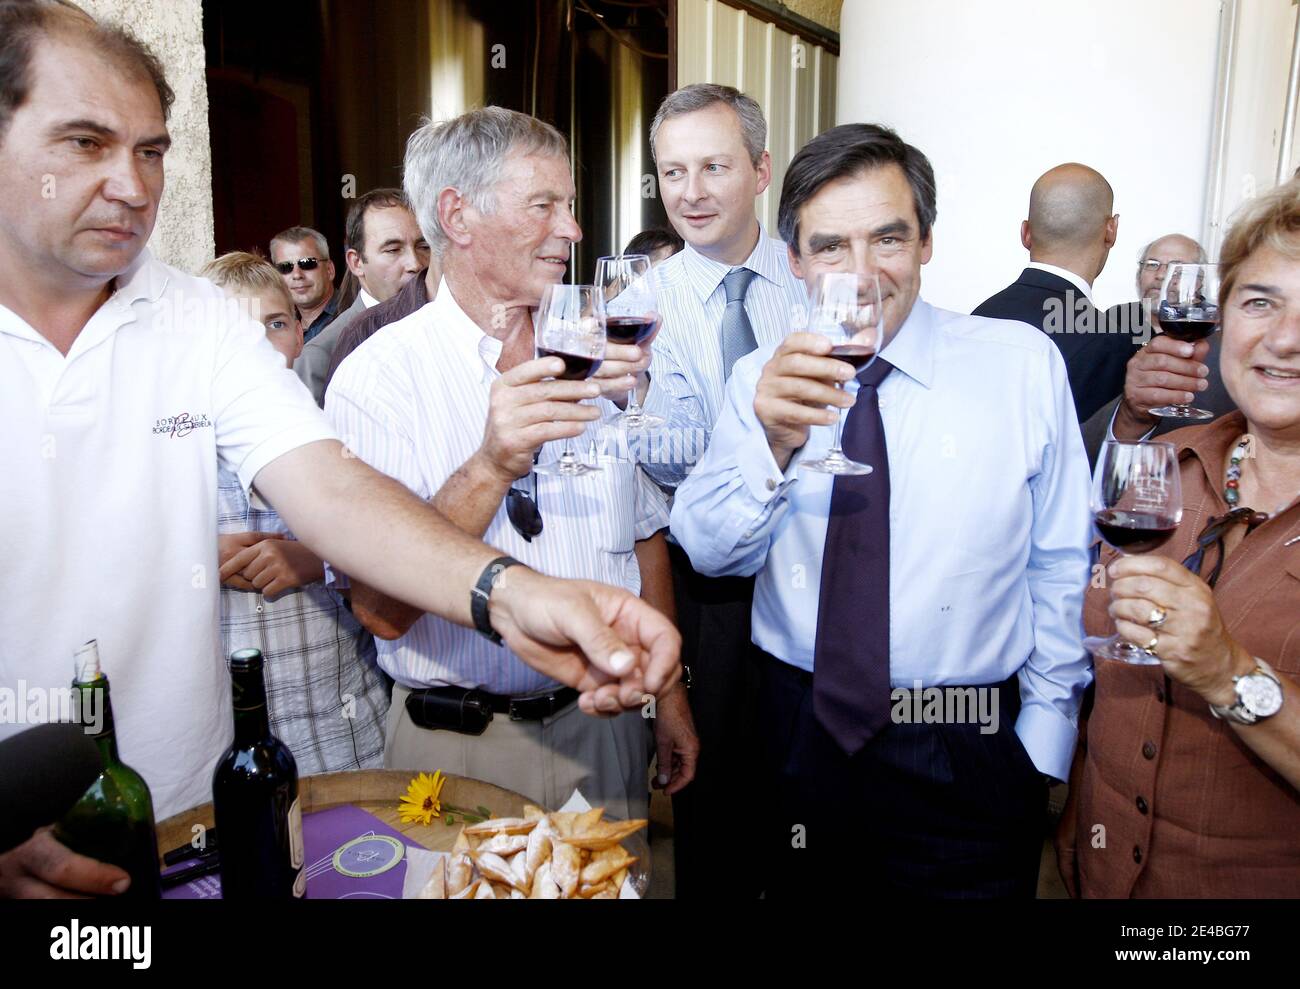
[212,648,305,899]
[53,640,162,899]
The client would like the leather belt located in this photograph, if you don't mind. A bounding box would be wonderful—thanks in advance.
[487,686,579,721]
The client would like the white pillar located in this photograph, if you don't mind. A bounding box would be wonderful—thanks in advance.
[838,0,1228,311]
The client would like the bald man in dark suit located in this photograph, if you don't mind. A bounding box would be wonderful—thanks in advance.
[975,164,1141,422]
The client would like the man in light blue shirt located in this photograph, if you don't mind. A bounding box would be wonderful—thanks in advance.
[637,84,807,898]
[671,123,1093,898]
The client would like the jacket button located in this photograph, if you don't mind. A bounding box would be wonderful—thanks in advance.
[1156,688,1165,703]
[1142,741,1157,760]
[1133,845,1143,863]
[1136,796,1149,814]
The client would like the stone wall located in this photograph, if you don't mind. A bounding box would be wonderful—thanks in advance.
[785,0,842,33]
[80,0,214,274]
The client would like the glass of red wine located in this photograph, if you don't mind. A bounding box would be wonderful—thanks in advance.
[594,254,663,430]
[534,284,606,478]
[1083,440,1183,664]
[1150,262,1219,421]
[799,271,884,476]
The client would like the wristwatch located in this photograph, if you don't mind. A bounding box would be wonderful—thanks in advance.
[1209,658,1284,725]
[470,556,523,646]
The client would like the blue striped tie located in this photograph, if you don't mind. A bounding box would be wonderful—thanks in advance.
[720,267,758,380]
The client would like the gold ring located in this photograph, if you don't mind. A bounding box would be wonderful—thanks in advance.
[1145,634,1160,656]
[1147,606,1168,628]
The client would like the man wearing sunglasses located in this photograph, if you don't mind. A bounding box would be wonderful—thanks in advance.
[269,225,338,342]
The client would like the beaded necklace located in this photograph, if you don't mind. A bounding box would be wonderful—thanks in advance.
[1226,435,1300,518]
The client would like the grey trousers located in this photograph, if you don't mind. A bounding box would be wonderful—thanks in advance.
[385,683,652,822]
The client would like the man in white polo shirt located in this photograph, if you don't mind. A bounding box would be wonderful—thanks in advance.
[0,1,679,898]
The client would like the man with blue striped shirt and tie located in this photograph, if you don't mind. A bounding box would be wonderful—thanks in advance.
[638,84,807,897]
[672,124,1094,898]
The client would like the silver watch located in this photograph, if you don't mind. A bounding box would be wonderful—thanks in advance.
[1209,658,1284,725]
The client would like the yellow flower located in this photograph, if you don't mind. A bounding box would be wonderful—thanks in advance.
[398,770,447,825]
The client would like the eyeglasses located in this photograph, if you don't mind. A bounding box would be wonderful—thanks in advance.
[1181,507,1268,587]
[274,258,323,274]
[1139,258,1195,274]
[506,454,543,541]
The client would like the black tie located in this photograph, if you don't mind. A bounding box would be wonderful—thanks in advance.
[812,358,894,754]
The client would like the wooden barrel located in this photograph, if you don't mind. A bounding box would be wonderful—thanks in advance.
[156,769,531,863]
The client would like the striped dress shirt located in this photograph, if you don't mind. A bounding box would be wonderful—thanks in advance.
[638,227,809,486]
[325,278,671,695]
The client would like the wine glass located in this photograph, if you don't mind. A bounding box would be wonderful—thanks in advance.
[534,284,607,478]
[1083,440,1183,664]
[1150,262,1219,421]
[594,254,664,430]
[799,271,884,476]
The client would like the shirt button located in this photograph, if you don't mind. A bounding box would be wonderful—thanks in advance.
[1133,845,1143,864]
[1136,796,1149,815]
[1142,741,1157,760]
[765,478,778,491]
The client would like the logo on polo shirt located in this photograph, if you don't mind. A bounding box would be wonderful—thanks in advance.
[152,412,213,438]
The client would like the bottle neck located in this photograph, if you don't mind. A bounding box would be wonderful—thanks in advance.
[230,666,271,745]
[74,676,119,766]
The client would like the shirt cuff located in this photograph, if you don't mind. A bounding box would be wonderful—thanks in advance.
[1014,701,1079,783]
[323,561,349,591]
[736,430,800,506]
[1105,402,1158,444]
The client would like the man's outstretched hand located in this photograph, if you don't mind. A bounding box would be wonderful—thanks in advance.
[488,568,682,716]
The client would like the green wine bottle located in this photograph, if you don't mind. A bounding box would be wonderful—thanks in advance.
[53,640,162,899]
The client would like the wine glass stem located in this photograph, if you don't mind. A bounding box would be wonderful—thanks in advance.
[829,383,847,454]
[626,387,641,417]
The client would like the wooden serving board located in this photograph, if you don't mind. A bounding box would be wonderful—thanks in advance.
[155,769,531,863]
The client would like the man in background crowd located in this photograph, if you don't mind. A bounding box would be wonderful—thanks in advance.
[1094,232,1237,451]
[295,189,428,405]
[625,225,683,266]
[975,163,1135,423]
[270,224,338,342]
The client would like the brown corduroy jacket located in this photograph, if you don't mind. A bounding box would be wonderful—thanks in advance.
[1064,412,1300,898]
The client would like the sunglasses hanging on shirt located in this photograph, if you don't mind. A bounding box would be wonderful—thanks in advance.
[506,453,543,541]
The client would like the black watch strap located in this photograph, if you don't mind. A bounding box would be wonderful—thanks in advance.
[471,556,522,646]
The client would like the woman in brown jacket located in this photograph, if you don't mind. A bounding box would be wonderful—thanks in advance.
[1057,180,1300,897]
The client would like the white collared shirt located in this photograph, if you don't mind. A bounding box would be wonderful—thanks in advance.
[359,288,379,309]
[0,249,337,816]
[326,278,670,695]
[1026,261,1094,305]
[638,226,808,486]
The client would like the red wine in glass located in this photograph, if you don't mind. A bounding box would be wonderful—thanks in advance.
[604,316,657,346]
[829,344,876,371]
[1151,264,1219,419]
[1083,439,1182,665]
[536,347,603,380]
[1157,303,1218,343]
[1093,509,1179,554]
